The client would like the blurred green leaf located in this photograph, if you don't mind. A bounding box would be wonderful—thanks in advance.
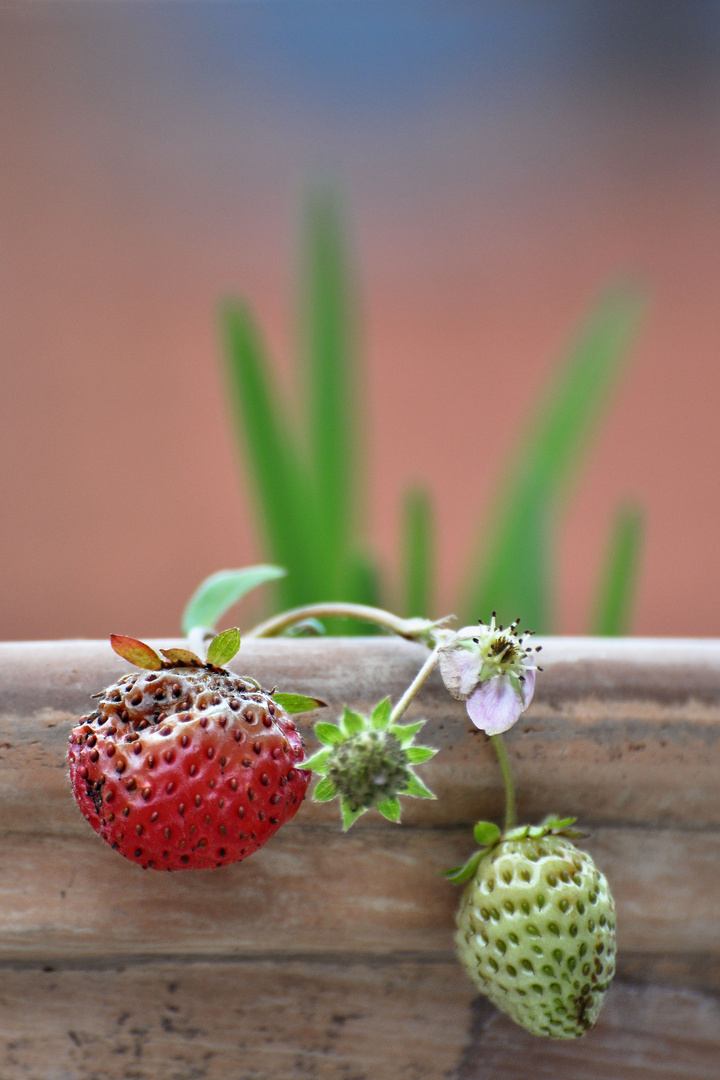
[591,503,644,635]
[302,191,356,603]
[182,566,286,634]
[402,486,434,617]
[464,287,645,631]
[221,302,321,609]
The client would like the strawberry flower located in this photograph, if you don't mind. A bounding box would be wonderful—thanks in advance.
[436,614,540,735]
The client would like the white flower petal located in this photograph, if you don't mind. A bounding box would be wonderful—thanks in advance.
[437,641,481,699]
[465,675,525,735]
[520,666,536,709]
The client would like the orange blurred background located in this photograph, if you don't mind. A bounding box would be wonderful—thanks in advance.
[2,2,720,641]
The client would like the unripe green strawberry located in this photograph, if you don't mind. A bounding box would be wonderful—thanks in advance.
[453,825,616,1038]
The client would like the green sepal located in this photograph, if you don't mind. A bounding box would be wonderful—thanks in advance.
[314,722,345,746]
[473,821,501,847]
[542,814,578,831]
[160,648,204,667]
[443,849,486,885]
[370,698,392,730]
[504,825,530,841]
[302,749,332,775]
[206,627,241,667]
[405,746,438,765]
[557,827,590,840]
[340,798,366,831]
[312,776,338,802]
[388,720,425,746]
[110,635,163,671]
[273,692,327,714]
[376,797,402,823]
[401,772,436,800]
[341,707,367,736]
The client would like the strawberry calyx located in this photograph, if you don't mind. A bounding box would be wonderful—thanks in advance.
[111,629,243,673]
[443,814,588,884]
[304,697,438,830]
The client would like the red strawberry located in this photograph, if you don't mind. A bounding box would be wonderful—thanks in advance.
[68,631,311,870]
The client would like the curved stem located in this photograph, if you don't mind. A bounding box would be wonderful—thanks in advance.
[245,602,426,641]
[490,734,517,832]
[389,645,440,724]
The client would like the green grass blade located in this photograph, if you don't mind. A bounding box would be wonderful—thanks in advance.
[591,503,644,635]
[182,565,287,634]
[301,191,356,600]
[401,486,434,617]
[220,300,321,608]
[463,286,644,631]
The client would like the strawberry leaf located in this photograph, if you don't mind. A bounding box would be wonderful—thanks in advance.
[314,722,345,746]
[473,821,501,847]
[302,748,331,775]
[110,635,163,671]
[376,797,402,823]
[340,798,366,831]
[160,648,204,667]
[313,776,338,802]
[443,849,485,884]
[370,698,392,730]
[341,707,366,736]
[273,692,327,714]
[206,628,241,667]
[405,746,437,764]
[401,773,436,800]
[181,565,286,634]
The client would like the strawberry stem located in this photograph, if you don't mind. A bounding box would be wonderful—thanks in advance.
[490,734,517,832]
[389,645,441,724]
[245,603,440,643]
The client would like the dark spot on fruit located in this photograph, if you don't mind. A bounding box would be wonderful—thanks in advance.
[181,855,189,864]
[238,806,245,819]
[219,824,226,836]
[262,716,272,728]
[136,824,143,835]
[122,807,130,818]
[189,764,197,776]
[115,761,126,774]
[178,803,185,815]
[181,734,189,747]
[271,747,281,760]
[106,745,116,758]
[130,693,142,706]
[200,717,208,729]
[164,750,174,764]
[125,778,137,791]
[150,811,159,822]
[247,788,254,801]
[258,811,265,822]
[270,793,280,804]
[218,848,226,858]
[195,795,202,807]
[288,769,296,780]
[166,781,175,795]
[204,814,211,825]
[230,778,238,790]
[208,779,215,789]
[260,773,269,786]
[141,786,152,801]
[269,817,279,825]
[207,747,214,760]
